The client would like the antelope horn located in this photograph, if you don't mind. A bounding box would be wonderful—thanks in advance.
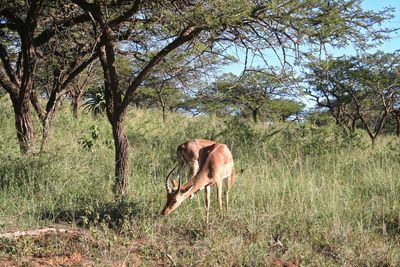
[165,165,177,193]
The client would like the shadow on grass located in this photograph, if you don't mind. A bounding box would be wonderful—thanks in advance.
[181,228,206,241]
[385,215,400,237]
[40,201,144,229]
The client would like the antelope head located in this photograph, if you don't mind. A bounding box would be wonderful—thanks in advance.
[161,166,189,216]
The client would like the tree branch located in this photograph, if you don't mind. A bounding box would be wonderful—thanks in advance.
[0,67,18,97]
[30,89,46,122]
[60,51,99,91]
[33,13,91,47]
[121,26,203,113]
[108,0,141,27]
[0,43,18,85]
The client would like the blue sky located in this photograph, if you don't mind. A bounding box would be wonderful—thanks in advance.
[359,0,399,52]
[224,0,399,75]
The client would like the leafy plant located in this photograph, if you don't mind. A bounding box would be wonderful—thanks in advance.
[79,125,101,151]
[83,86,106,116]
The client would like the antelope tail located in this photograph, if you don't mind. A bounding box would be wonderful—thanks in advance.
[230,163,245,189]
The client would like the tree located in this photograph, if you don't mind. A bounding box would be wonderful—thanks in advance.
[134,82,184,123]
[72,0,393,199]
[31,21,98,150]
[0,1,91,153]
[133,45,227,122]
[69,63,97,119]
[307,52,400,145]
[197,71,297,123]
[267,98,305,122]
[307,59,360,130]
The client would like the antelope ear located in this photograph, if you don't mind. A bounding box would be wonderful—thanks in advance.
[165,165,178,193]
[182,185,193,194]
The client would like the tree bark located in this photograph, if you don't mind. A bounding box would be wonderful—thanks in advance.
[112,118,129,199]
[371,136,377,147]
[40,109,56,151]
[38,89,63,151]
[351,118,356,132]
[11,97,35,153]
[162,105,167,123]
[72,92,83,119]
[252,108,258,123]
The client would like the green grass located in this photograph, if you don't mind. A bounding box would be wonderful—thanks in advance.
[1,99,400,266]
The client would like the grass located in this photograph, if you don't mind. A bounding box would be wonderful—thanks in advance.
[1,98,400,266]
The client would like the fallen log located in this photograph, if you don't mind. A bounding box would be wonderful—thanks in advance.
[0,227,83,240]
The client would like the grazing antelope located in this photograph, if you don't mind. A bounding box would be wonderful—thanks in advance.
[176,139,216,180]
[162,143,237,223]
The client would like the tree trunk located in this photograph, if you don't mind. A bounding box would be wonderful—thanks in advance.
[162,105,167,123]
[395,115,400,137]
[252,108,258,123]
[351,118,356,132]
[112,118,130,200]
[72,93,82,119]
[40,110,56,152]
[39,90,63,151]
[12,97,35,153]
[72,101,79,119]
[371,136,377,147]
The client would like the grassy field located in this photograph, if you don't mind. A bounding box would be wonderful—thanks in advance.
[1,98,400,266]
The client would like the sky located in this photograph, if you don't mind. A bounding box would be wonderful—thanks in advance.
[352,0,399,53]
[224,0,400,75]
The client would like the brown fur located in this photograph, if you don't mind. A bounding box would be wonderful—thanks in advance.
[162,143,236,221]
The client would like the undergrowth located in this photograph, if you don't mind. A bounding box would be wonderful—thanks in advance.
[1,100,400,266]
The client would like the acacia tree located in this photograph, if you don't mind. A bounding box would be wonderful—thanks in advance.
[203,71,292,123]
[307,60,361,130]
[0,1,91,153]
[350,52,400,145]
[69,63,97,119]
[72,0,393,199]
[267,98,304,122]
[134,80,184,123]
[31,21,99,150]
[307,52,400,145]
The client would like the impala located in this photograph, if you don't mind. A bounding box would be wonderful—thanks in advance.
[162,143,237,223]
[176,139,216,180]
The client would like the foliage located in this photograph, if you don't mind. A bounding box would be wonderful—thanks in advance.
[78,125,110,151]
[196,71,303,122]
[134,84,183,111]
[82,86,106,116]
[307,51,400,144]
[265,98,305,121]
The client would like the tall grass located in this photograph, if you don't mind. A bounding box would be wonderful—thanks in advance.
[1,99,400,266]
